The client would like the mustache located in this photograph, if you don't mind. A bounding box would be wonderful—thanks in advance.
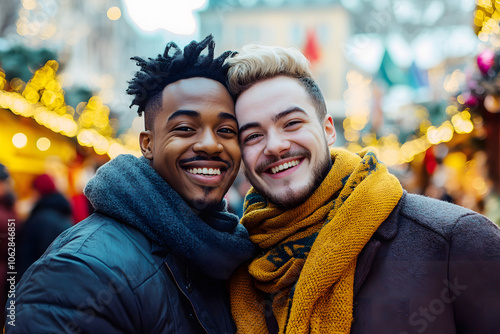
[179,156,232,169]
[255,149,310,173]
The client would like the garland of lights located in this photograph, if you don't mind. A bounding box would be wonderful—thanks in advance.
[342,69,475,167]
[0,61,140,159]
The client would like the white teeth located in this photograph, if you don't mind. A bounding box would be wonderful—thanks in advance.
[270,160,300,174]
[187,168,221,176]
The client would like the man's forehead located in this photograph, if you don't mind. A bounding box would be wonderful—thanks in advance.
[163,77,226,96]
[236,77,309,107]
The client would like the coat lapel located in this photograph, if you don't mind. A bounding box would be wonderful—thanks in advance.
[353,191,406,295]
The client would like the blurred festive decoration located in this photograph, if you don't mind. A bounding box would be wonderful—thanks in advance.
[0,61,141,159]
[342,69,476,167]
[474,0,500,46]
[477,48,495,75]
[454,48,500,116]
[303,28,321,65]
[451,46,500,198]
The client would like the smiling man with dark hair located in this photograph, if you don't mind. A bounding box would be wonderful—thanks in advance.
[6,35,255,333]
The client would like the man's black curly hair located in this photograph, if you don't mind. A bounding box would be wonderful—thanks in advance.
[127,35,234,130]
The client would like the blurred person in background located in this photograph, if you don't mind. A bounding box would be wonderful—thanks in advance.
[0,163,17,329]
[6,35,254,333]
[227,45,500,334]
[16,173,73,284]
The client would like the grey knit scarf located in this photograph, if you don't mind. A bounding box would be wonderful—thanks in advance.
[84,154,255,279]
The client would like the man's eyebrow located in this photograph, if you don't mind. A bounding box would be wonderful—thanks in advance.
[239,121,261,134]
[218,112,237,122]
[238,107,307,133]
[167,110,200,122]
[272,106,307,122]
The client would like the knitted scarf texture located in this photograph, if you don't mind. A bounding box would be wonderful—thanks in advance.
[230,148,403,333]
[84,154,255,280]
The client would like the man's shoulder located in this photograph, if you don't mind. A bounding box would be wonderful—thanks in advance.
[41,213,163,285]
[398,193,492,237]
[54,213,147,251]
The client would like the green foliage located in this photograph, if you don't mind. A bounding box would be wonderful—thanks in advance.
[0,45,57,82]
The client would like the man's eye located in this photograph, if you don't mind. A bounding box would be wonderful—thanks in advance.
[174,126,195,132]
[243,133,261,143]
[219,128,237,135]
[285,120,302,128]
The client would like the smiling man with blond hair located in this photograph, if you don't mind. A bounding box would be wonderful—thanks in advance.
[227,44,500,334]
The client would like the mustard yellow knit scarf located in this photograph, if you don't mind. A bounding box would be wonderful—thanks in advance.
[230,148,403,334]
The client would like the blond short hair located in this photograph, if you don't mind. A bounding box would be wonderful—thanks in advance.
[226,44,327,119]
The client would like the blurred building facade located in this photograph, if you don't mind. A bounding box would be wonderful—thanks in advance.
[2,0,500,221]
[200,0,350,122]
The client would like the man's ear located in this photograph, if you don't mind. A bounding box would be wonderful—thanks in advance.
[140,131,154,160]
[323,114,336,146]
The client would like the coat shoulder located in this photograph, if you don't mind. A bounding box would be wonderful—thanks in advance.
[40,212,165,289]
[399,193,493,238]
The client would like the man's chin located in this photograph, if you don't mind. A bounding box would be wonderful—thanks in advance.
[190,197,222,211]
[262,188,310,210]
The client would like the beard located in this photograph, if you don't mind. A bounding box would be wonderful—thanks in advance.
[245,144,332,210]
[188,187,222,211]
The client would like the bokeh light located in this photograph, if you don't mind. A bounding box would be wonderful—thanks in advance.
[12,132,28,149]
[36,137,51,151]
[107,7,122,21]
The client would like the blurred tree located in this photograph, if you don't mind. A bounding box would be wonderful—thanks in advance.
[65,86,93,109]
[0,45,57,82]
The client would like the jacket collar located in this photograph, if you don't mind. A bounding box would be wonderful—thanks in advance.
[373,190,406,241]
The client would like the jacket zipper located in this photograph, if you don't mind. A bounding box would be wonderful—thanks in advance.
[164,261,209,334]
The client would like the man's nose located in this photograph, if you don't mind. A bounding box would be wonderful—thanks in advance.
[193,130,223,155]
[263,130,290,156]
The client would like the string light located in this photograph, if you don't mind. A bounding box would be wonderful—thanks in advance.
[474,0,500,42]
[1,61,141,159]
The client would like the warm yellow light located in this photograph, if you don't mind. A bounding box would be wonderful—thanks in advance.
[344,129,360,142]
[37,137,51,151]
[21,0,36,10]
[107,7,122,20]
[443,151,467,170]
[440,122,454,143]
[350,114,369,131]
[452,112,475,134]
[445,105,458,115]
[472,177,488,195]
[107,142,124,159]
[39,23,57,40]
[77,129,95,147]
[346,70,364,85]
[94,137,110,155]
[12,132,28,148]
[379,148,401,166]
[478,32,490,42]
[346,143,363,153]
[0,73,6,90]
